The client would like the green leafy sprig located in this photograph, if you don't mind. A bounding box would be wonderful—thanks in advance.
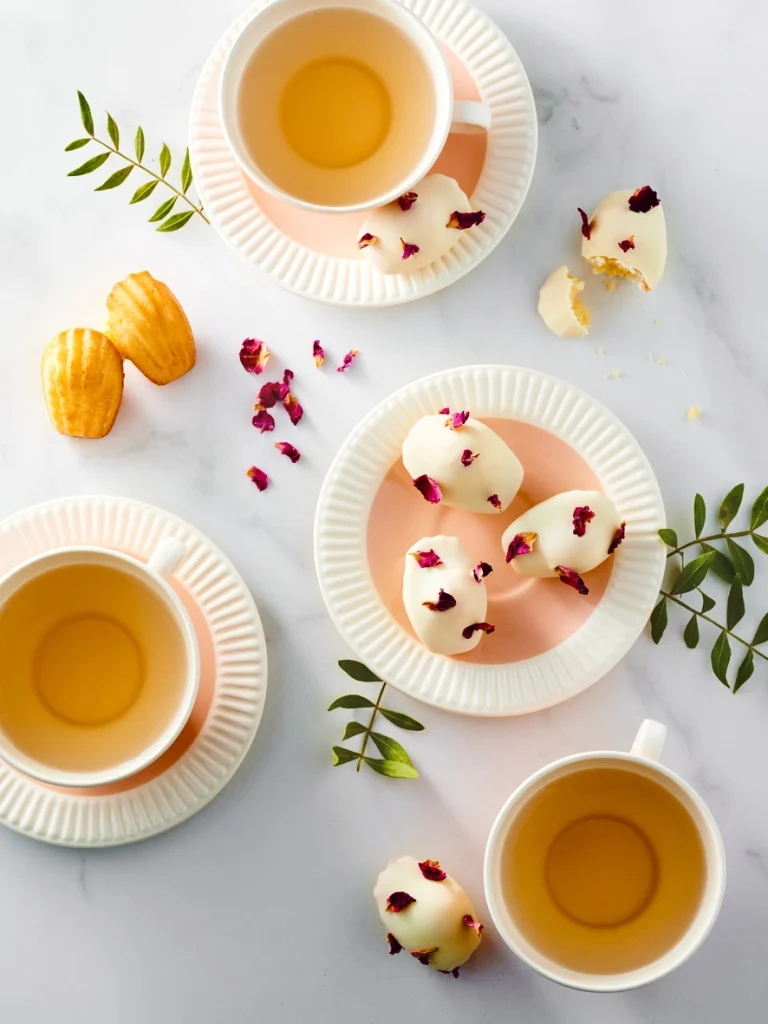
[653,484,768,691]
[65,92,208,232]
[329,660,424,779]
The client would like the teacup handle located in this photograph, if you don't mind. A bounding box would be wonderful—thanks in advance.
[630,719,667,762]
[451,99,491,135]
[147,537,187,580]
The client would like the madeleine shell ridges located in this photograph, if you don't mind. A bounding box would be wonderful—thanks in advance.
[41,328,124,439]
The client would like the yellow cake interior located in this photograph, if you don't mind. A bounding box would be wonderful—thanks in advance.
[569,278,591,328]
[587,256,649,292]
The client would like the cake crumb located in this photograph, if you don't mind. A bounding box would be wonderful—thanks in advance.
[603,278,617,292]
[686,406,702,421]
[646,353,654,361]
[596,347,605,356]
[603,369,622,380]
[653,318,661,325]
[657,358,667,365]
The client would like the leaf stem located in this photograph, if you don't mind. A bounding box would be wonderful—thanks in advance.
[660,590,768,663]
[666,530,752,558]
[356,682,387,772]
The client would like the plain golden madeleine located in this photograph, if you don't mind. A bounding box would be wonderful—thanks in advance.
[41,328,124,439]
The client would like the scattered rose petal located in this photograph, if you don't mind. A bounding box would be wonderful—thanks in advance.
[423,589,457,612]
[556,566,589,595]
[283,392,303,425]
[628,186,660,213]
[447,210,486,230]
[462,622,495,639]
[252,407,276,433]
[578,207,592,239]
[618,236,636,253]
[439,968,461,978]
[413,475,442,504]
[239,338,270,375]
[418,860,447,882]
[572,505,596,537]
[358,232,377,249]
[608,521,626,555]
[386,933,402,955]
[473,562,493,582]
[460,449,479,466]
[397,191,418,211]
[411,948,438,966]
[386,892,416,913]
[445,410,470,430]
[401,238,420,260]
[258,370,293,409]
[505,532,537,562]
[438,406,450,415]
[412,549,443,568]
[337,349,359,373]
[246,466,268,492]
[312,340,325,369]
[274,441,300,463]
[487,494,502,511]
[463,915,484,935]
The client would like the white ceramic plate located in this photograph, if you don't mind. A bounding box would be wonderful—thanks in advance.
[189,0,537,306]
[0,496,267,847]
[314,366,666,716]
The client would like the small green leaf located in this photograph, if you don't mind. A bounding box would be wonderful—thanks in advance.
[733,649,754,693]
[129,179,159,204]
[750,486,768,532]
[181,148,193,194]
[148,196,177,222]
[752,613,768,646]
[156,210,195,232]
[342,721,366,741]
[711,632,731,687]
[106,112,119,149]
[159,142,171,178]
[701,544,735,583]
[700,591,716,613]
[134,125,145,163]
[332,746,359,766]
[658,528,678,548]
[694,494,706,538]
[65,138,90,151]
[727,539,755,586]
[650,598,668,644]
[328,694,375,711]
[67,151,110,177]
[683,614,700,649]
[370,732,413,765]
[338,659,382,683]
[94,165,133,191]
[378,708,425,731]
[77,91,94,136]
[362,757,419,779]
[670,550,715,594]
[719,484,744,531]
[726,579,745,629]
[752,534,768,556]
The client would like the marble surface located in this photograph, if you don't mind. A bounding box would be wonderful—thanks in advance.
[1,0,767,1020]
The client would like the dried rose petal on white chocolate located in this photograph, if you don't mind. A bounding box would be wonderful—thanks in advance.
[401,238,420,260]
[386,892,416,913]
[246,466,268,491]
[460,449,478,466]
[252,407,275,434]
[418,860,447,881]
[487,494,502,511]
[462,622,495,639]
[358,232,377,249]
[505,532,537,562]
[412,549,443,568]
[422,589,457,612]
[572,506,596,537]
[556,565,589,595]
[283,392,303,425]
[447,210,486,230]
[413,474,442,504]
[628,186,660,213]
[387,933,402,955]
[463,915,483,935]
[445,410,470,430]
[337,349,359,373]
[239,338,270,375]
[312,339,324,368]
[398,191,418,211]
[608,521,626,554]
[618,236,635,252]
[440,968,460,978]
[274,441,300,463]
[472,562,492,582]
[438,406,450,415]
[412,948,438,966]
[578,207,592,239]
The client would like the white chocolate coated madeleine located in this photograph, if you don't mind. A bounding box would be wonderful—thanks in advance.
[403,536,494,656]
[373,855,483,975]
[402,412,523,514]
[538,265,590,338]
[357,174,485,275]
[581,187,667,292]
[501,490,624,586]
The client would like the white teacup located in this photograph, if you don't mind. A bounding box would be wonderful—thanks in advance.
[0,538,199,788]
[484,720,726,991]
[220,0,491,213]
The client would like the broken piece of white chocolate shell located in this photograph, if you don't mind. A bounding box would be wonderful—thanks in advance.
[374,855,483,975]
[581,187,667,292]
[538,265,590,338]
[403,413,523,514]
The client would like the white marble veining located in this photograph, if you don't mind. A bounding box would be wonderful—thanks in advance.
[1,0,767,1019]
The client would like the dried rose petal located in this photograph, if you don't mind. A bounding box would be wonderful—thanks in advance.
[463,915,484,935]
[400,238,420,260]
[337,349,359,374]
[460,449,479,467]
[397,191,418,211]
[386,933,402,955]
[447,210,486,230]
[572,505,596,537]
[358,232,377,249]
[274,441,300,463]
[618,236,636,253]
[386,892,416,913]
[246,466,268,492]
[578,207,592,240]
[411,549,443,568]
[252,407,276,434]
[283,392,303,426]
[423,589,457,612]
[462,621,495,639]
[239,338,270,375]
[438,406,450,415]
[445,410,470,430]
[505,532,537,562]
[312,340,325,369]
[257,370,293,409]
[473,562,493,582]
[418,859,447,882]
[411,948,438,966]
[413,475,442,504]
[439,968,461,978]
[487,494,502,511]
[608,521,626,555]
[556,566,589,595]
[628,186,660,213]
